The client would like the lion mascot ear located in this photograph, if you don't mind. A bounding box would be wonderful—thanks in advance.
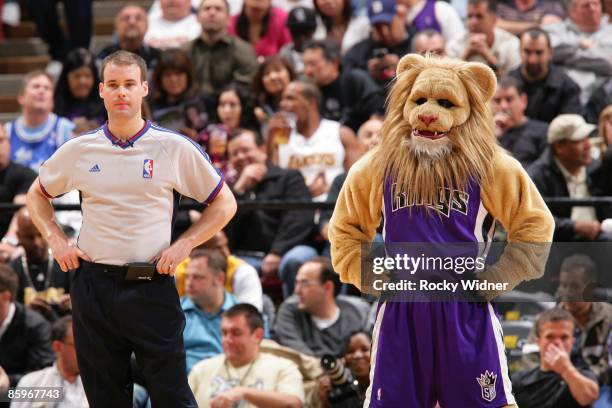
[397,53,426,76]
[461,62,497,102]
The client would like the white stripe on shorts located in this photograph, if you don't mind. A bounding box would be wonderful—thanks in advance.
[488,303,516,405]
[364,301,387,407]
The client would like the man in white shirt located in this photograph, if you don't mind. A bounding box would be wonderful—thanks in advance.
[145,0,202,49]
[446,0,520,76]
[11,316,88,408]
[189,303,304,408]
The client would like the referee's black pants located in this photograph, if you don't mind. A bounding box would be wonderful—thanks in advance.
[70,261,197,408]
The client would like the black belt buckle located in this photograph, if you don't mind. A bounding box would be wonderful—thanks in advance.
[125,262,156,281]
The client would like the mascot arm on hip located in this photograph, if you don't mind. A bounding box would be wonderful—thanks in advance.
[328,53,554,300]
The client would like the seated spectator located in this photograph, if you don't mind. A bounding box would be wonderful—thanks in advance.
[512,308,599,408]
[268,80,361,201]
[312,0,370,55]
[189,304,304,407]
[10,208,70,322]
[189,0,259,94]
[175,231,264,311]
[0,264,54,388]
[555,255,612,385]
[252,56,297,125]
[302,40,385,132]
[54,48,106,134]
[545,0,612,104]
[280,6,317,75]
[528,114,606,241]
[492,76,548,168]
[226,128,316,297]
[412,29,446,55]
[496,0,564,35]
[403,0,466,42]
[447,0,521,76]
[149,48,213,135]
[508,28,582,123]
[13,316,88,407]
[145,0,202,49]
[584,78,612,125]
[343,0,412,87]
[317,331,372,407]
[320,118,381,250]
[274,258,370,357]
[97,4,160,70]
[229,0,293,57]
[592,104,612,159]
[181,249,238,373]
[0,125,36,254]
[4,71,74,172]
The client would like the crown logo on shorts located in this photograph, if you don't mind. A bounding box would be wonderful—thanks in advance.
[476,370,497,402]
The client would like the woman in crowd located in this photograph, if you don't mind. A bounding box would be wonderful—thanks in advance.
[149,48,212,136]
[598,105,612,153]
[230,0,292,57]
[313,0,369,55]
[53,48,106,133]
[252,56,296,124]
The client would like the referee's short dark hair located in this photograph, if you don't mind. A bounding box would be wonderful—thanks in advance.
[0,264,18,301]
[51,316,73,342]
[223,303,264,333]
[100,50,147,83]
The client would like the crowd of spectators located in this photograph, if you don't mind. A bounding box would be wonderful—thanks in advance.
[1,0,612,406]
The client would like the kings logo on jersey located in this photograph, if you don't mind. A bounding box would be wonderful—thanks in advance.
[476,370,497,402]
[143,159,154,178]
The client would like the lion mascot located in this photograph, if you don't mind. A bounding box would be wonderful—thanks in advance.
[328,54,554,407]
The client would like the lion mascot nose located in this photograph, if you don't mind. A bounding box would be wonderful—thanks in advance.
[418,114,438,126]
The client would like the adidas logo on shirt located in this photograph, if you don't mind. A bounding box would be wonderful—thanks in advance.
[89,164,101,173]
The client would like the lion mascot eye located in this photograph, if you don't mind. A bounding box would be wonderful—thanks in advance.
[415,98,427,105]
[437,99,455,109]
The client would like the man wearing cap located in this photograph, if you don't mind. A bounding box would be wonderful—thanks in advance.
[188,0,258,94]
[343,0,412,87]
[528,114,610,241]
[279,7,318,75]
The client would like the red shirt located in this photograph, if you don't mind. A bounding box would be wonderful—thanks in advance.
[229,7,292,57]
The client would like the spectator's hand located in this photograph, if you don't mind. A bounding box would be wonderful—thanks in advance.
[580,38,594,49]
[0,242,16,263]
[0,366,9,392]
[254,107,268,124]
[48,234,91,272]
[58,293,72,311]
[543,344,572,375]
[210,386,245,408]
[29,297,52,314]
[267,113,292,145]
[308,172,328,198]
[317,375,332,407]
[233,163,267,194]
[321,222,330,241]
[261,253,281,277]
[151,237,192,275]
[574,220,601,240]
[493,111,513,137]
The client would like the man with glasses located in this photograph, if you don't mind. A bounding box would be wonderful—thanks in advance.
[273,257,370,357]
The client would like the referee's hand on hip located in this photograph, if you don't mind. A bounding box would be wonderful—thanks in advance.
[48,233,92,272]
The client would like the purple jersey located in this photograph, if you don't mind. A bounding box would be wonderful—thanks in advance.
[412,0,443,35]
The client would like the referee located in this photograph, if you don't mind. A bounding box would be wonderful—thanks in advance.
[26,51,237,407]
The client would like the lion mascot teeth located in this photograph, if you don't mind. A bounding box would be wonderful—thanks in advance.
[328,53,554,407]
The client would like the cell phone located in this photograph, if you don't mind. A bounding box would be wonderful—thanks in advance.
[125,262,156,281]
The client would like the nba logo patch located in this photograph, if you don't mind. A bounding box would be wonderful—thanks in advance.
[143,159,154,178]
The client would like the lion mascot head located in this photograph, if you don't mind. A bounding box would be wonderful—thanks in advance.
[372,53,499,207]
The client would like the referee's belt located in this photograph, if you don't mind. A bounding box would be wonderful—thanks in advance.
[80,260,163,281]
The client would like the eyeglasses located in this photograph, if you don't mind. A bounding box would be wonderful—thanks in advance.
[294,279,319,288]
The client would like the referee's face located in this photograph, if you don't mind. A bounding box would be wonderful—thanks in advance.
[99,63,148,120]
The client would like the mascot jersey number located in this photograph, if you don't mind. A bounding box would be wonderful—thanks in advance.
[328,54,554,407]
